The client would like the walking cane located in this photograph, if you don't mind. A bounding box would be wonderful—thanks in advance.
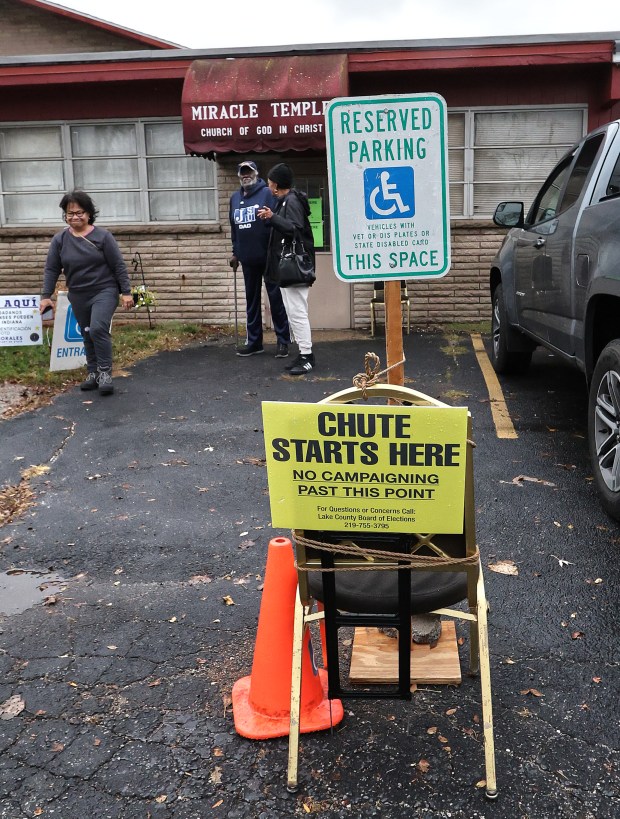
[231,258,240,347]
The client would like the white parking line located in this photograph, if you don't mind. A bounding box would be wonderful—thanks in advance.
[470,333,518,439]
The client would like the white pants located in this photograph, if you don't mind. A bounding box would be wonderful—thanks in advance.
[280,286,312,354]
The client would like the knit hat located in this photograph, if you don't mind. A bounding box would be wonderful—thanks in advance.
[267,163,293,189]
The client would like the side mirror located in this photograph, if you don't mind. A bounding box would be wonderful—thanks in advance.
[493,201,524,228]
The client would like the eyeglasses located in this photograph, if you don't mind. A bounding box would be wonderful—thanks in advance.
[65,210,86,219]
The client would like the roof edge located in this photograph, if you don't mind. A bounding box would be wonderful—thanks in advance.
[17,0,182,50]
[1,29,620,68]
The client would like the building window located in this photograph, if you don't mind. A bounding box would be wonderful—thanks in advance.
[448,107,586,218]
[0,119,216,225]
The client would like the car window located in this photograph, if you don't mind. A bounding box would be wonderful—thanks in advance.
[529,158,573,225]
[604,153,620,198]
[559,133,605,211]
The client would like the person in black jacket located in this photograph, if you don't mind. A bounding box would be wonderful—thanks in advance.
[258,163,315,375]
[229,161,290,358]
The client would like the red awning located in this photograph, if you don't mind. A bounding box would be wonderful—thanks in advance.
[182,54,348,157]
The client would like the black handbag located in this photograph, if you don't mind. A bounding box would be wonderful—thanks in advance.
[277,231,316,287]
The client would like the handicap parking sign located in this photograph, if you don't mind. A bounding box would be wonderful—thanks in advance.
[326,93,450,282]
[64,306,83,342]
[363,167,415,220]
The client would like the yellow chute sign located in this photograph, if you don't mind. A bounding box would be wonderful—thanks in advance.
[262,402,468,533]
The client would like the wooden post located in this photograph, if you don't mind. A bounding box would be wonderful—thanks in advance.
[384,280,405,388]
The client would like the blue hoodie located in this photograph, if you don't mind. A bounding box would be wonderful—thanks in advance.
[229,178,278,267]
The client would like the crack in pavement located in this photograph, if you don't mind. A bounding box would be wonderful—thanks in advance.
[49,416,77,464]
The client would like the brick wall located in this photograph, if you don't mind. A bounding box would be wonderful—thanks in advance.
[0,224,227,325]
[0,162,504,329]
[0,0,161,56]
[351,221,502,329]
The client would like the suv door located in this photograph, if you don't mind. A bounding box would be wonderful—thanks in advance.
[541,133,605,353]
[514,155,574,341]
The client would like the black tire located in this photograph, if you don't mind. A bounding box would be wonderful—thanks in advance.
[588,340,620,521]
[491,284,532,374]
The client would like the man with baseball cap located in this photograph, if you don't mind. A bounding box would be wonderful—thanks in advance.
[229,160,290,357]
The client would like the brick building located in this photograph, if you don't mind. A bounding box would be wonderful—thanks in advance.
[1,0,620,329]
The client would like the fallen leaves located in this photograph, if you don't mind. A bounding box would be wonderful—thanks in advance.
[237,456,266,467]
[0,694,25,720]
[488,559,518,576]
[188,574,212,585]
[520,688,543,697]
[21,464,50,480]
[500,474,556,488]
[209,766,223,784]
[550,555,574,568]
[0,475,36,526]
[1,383,59,419]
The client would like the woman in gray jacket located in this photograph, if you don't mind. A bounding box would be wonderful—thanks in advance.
[40,190,133,395]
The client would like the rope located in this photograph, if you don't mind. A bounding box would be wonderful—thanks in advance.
[352,352,406,400]
[293,532,480,573]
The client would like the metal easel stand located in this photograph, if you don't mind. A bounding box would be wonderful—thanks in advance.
[286,384,498,800]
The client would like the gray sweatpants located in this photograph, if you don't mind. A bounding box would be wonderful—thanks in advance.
[68,288,118,372]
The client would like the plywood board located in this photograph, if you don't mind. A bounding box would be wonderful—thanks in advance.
[349,621,462,685]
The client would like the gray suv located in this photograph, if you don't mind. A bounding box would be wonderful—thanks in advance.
[489,118,620,520]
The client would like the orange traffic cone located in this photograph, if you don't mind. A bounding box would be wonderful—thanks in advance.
[232,536,344,739]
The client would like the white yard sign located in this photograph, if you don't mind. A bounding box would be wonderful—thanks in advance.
[325,93,450,283]
[0,295,43,346]
[49,292,87,371]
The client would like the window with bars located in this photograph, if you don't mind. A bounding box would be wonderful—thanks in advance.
[448,107,586,217]
[0,119,217,225]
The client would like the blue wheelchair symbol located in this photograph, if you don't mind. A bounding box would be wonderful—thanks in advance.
[64,306,83,342]
[364,167,415,220]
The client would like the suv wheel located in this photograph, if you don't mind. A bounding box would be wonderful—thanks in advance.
[588,340,620,520]
[491,284,532,374]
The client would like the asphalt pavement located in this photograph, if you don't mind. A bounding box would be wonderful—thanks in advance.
[0,329,618,819]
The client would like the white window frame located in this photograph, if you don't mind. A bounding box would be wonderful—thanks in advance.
[447,104,588,218]
[0,117,218,226]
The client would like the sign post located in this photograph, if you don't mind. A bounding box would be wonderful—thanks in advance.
[325,93,451,383]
